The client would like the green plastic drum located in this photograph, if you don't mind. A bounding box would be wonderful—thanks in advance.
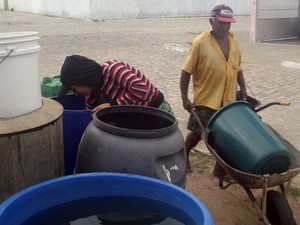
[206,101,291,175]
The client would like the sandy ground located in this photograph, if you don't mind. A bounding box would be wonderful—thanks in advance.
[186,149,300,225]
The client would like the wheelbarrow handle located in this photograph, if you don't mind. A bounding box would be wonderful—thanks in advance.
[191,109,205,134]
[280,101,291,106]
[255,101,291,113]
[192,101,290,128]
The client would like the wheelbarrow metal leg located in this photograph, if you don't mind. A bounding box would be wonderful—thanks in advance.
[218,176,236,189]
[280,176,293,198]
[244,188,271,225]
[280,183,286,197]
[262,179,268,220]
[244,180,271,225]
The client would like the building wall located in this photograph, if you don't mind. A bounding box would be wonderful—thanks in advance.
[1,0,250,20]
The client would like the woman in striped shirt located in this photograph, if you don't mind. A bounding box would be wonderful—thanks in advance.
[58,55,173,115]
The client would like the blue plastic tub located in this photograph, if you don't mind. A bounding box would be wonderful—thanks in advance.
[0,173,214,225]
[51,94,92,175]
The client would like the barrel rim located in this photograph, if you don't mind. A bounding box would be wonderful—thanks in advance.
[93,105,178,138]
[0,31,39,40]
[206,101,255,131]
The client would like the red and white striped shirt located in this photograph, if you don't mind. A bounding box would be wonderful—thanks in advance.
[85,60,163,109]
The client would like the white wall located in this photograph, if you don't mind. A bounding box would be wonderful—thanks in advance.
[1,0,250,20]
[4,0,90,19]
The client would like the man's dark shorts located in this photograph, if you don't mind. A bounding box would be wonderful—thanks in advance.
[187,106,217,134]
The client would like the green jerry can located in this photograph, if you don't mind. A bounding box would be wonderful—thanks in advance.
[41,75,63,97]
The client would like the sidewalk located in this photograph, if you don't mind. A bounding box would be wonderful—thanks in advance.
[1,10,300,185]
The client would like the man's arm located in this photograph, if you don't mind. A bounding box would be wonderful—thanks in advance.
[237,70,247,100]
[180,70,193,112]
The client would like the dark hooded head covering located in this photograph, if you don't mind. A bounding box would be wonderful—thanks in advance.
[57,55,103,96]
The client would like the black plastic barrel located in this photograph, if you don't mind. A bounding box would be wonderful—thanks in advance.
[75,106,187,188]
[51,94,92,175]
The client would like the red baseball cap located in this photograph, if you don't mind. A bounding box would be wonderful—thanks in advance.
[211,4,236,23]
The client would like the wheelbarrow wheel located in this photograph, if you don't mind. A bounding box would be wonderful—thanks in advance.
[266,190,296,225]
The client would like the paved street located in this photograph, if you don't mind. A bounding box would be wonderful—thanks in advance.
[1,10,300,185]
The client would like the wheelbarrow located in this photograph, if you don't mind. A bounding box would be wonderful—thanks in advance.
[191,101,300,225]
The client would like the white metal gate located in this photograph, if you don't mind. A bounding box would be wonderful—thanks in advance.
[252,0,300,42]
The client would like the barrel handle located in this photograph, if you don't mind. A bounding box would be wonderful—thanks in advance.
[0,49,14,65]
[6,45,17,52]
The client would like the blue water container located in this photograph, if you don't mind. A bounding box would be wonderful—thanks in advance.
[0,173,214,225]
[51,94,92,175]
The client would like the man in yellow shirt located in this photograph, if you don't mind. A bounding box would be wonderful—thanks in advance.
[180,4,247,174]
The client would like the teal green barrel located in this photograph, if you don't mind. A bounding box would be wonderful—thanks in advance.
[206,101,291,175]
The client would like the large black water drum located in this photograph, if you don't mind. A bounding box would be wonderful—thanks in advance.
[75,106,187,188]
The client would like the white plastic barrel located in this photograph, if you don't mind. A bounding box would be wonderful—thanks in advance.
[0,32,41,119]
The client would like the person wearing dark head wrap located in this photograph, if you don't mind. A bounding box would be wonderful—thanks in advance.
[58,55,103,96]
[58,55,173,115]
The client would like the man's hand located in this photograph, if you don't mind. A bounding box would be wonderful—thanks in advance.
[91,103,111,116]
[237,70,247,101]
[238,89,247,101]
[182,97,194,113]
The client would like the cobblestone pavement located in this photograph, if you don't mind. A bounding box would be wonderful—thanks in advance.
[1,10,300,185]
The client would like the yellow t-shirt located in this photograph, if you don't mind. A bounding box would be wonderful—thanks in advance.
[182,29,242,110]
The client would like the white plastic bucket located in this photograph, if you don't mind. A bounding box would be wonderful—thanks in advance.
[0,32,41,119]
